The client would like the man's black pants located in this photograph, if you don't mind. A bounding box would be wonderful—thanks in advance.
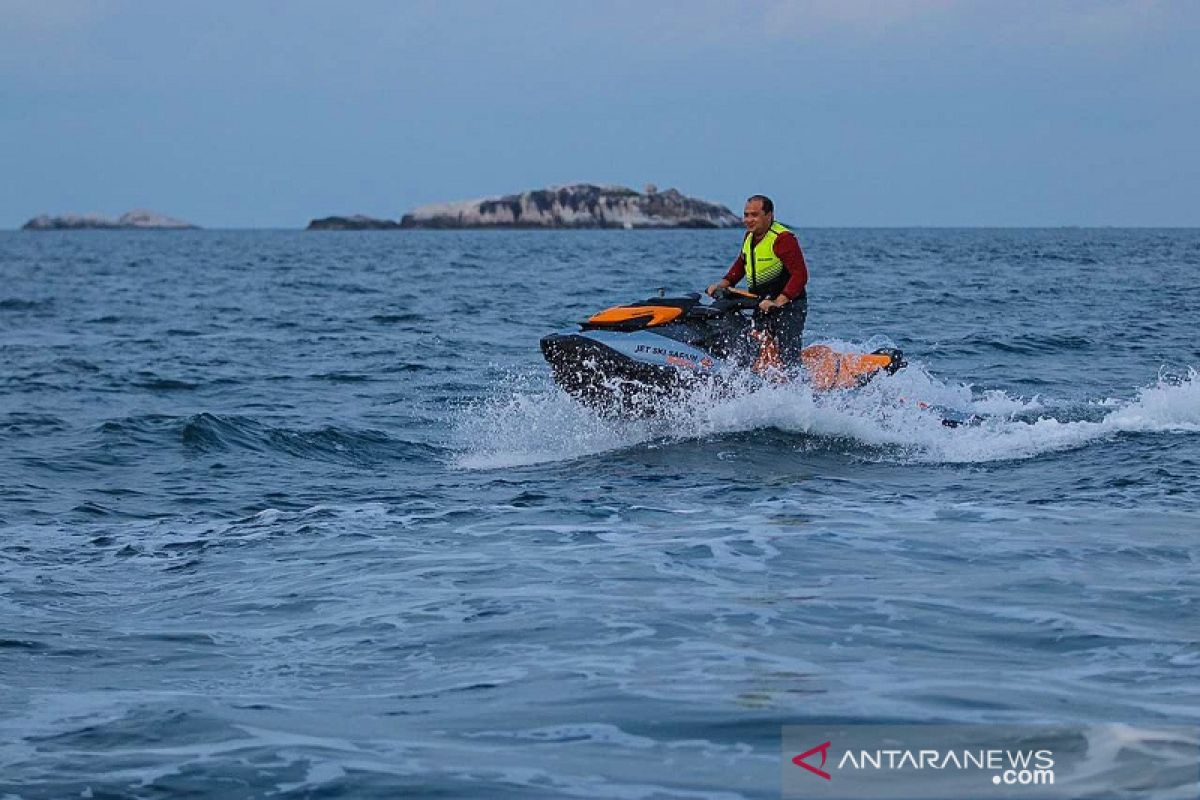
[760,293,807,364]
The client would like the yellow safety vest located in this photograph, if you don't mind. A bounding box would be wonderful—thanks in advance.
[742,222,792,295]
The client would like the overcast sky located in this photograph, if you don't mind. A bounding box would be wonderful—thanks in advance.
[3,0,1197,228]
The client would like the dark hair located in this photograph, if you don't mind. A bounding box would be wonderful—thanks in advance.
[747,194,774,213]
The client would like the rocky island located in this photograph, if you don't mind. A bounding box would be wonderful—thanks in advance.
[306,215,402,230]
[399,184,740,229]
[22,210,198,230]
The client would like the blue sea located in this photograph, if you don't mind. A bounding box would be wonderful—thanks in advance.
[1,228,1198,799]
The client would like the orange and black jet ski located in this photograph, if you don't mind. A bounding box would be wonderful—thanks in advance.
[540,288,906,412]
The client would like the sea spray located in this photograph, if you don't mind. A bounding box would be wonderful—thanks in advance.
[457,356,1200,469]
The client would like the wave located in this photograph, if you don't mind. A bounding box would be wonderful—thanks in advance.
[93,412,443,466]
[0,413,70,438]
[454,354,1200,469]
[959,333,1096,356]
[182,413,443,465]
[0,297,54,312]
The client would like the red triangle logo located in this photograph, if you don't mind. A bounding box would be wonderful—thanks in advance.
[792,740,832,780]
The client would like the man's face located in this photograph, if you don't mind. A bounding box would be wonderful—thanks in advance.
[743,200,772,237]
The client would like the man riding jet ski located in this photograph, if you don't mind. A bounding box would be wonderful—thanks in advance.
[539,287,905,413]
[706,194,808,366]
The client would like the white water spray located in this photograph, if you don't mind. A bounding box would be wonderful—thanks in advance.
[455,359,1200,469]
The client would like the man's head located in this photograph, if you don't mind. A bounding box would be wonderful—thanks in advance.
[744,195,774,237]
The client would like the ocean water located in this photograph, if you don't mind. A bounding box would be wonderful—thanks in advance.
[1,228,1198,799]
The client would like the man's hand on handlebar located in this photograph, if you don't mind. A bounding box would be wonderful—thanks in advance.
[706,281,730,297]
[757,297,785,314]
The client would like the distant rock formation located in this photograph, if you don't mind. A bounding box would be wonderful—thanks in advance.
[399,184,740,229]
[22,210,198,230]
[306,215,402,230]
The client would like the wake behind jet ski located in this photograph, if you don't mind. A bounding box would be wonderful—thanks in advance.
[540,288,906,414]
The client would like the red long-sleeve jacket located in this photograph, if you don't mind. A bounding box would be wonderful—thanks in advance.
[723,230,808,299]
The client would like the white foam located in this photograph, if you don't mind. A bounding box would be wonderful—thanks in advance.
[456,361,1199,468]
[453,372,657,469]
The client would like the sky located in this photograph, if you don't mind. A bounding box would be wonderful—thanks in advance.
[2,0,1198,228]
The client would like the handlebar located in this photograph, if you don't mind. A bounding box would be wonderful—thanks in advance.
[711,287,769,313]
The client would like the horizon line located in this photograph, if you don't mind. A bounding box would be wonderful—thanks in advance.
[5,225,1200,232]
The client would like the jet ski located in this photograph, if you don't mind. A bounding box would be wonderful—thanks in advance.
[540,288,906,413]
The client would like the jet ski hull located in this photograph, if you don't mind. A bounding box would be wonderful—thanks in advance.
[540,331,717,411]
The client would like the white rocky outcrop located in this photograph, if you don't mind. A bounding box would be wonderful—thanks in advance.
[400,184,739,229]
[22,209,198,230]
[115,209,196,229]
